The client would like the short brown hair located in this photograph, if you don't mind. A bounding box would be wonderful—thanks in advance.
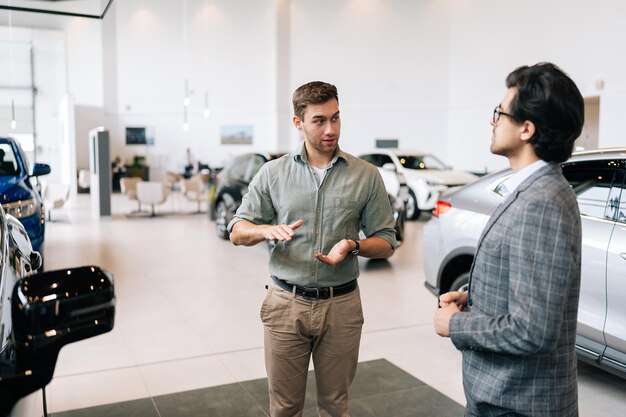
[292,81,339,120]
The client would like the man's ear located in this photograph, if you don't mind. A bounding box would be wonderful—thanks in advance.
[520,120,536,142]
[293,115,302,130]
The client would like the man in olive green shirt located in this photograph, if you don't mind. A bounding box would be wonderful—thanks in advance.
[228,81,396,417]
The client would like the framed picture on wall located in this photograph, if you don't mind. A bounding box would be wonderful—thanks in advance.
[220,124,253,145]
[125,127,155,145]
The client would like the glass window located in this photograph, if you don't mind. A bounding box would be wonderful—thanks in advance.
[376,154,393,167]
[0,143,18,176]
[562,160,624,220]
[578,183,613,219]
[397,154,447,170]
[611,172,626,224]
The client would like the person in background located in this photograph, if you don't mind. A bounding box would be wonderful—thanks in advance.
[434,62,584,417]
[183,147,196,178]
[111,156,126,192]
[228,81,397,416]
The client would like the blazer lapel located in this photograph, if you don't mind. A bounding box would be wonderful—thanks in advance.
[467,163,559,299]
[477,163,558,246]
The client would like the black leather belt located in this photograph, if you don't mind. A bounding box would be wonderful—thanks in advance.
[271,276,357,300]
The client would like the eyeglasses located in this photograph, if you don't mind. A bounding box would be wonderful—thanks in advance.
[492,106,515,124]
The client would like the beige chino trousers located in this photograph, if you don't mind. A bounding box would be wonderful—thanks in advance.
[260,284,364,417]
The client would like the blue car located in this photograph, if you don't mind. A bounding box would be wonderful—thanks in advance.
[0,137,50,255]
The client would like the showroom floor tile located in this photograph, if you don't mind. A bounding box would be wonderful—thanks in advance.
[51,359,465,417]
[41,193,626,416]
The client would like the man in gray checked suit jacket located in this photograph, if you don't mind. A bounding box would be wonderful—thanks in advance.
[434,62,584,417]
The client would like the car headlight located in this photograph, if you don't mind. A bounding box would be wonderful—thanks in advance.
[2,198,38,218]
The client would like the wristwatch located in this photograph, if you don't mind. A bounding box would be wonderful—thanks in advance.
[350,240,360,256]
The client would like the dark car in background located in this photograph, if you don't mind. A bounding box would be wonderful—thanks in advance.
[209,152,405,247]
[209,152,284,240]
[0,137,51,255]
[423,148,626,379]
[0,196,116,415]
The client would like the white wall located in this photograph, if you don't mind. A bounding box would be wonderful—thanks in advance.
[289,0,452,158]
[0,12,103,185]
[31,28,67,177]
[65,18,104,107]
[0,27,33,136]
[111,0,281,171]
[446,0,626,171]
[5,0,626,175]
[0,26,67,180]
[108,0,452,171]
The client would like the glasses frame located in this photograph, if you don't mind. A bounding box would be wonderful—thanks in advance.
[493,106,515,124]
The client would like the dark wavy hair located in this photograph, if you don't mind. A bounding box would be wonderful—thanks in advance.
[292,81,338,120]
[505,63,584,162]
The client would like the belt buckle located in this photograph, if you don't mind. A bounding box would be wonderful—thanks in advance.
[302,287,319,301]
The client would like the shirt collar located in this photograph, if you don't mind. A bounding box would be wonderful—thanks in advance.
[498,159,548,197]
[293,142,348,167]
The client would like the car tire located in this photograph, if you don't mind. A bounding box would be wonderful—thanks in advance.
[215,200,231,240]
[406,190,421,221]
[449,271,470,293]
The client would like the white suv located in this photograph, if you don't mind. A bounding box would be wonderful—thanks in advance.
[358,149,478,219]
[423,148,626,379]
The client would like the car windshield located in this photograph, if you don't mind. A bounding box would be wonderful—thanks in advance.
[0,143,19,176]
[397,154,447,170]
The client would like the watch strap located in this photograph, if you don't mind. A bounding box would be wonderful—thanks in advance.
[350,240,360,255]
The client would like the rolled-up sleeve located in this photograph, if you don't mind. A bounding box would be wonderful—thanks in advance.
[227,164,276,232]
[361,169,398,250]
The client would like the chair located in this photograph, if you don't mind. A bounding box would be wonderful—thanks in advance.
[78,169,91,191]
[42,182,70,221]
[181,174,209,213]
[165,171,183,192]
[136,181,169,217]
[119,176,144,213]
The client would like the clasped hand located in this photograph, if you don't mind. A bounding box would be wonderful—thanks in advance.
[433,291,467,337]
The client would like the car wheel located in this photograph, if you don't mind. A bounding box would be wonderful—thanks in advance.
[215,200,231,240]
[449,271,470,293]
[406,190,421,220]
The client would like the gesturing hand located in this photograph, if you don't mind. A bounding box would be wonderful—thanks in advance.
[315,239,352,266]
[262,219,304,242]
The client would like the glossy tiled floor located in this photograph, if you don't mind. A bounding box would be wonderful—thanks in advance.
[42,192,626,416]
[52,359,465,417]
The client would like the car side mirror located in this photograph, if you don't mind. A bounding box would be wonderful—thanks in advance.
[382,163,396,172]
[0,266,115,414]
[28,252,42,272]
[30,163,51,177]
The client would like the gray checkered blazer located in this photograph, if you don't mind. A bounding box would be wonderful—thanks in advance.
[449,163,582,417]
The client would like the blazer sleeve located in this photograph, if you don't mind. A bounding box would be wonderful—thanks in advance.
[449,197,581,356]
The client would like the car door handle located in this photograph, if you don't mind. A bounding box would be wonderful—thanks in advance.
[620,253,626,261]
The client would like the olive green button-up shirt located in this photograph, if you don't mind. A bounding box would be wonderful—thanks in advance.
[227,144,397,288]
